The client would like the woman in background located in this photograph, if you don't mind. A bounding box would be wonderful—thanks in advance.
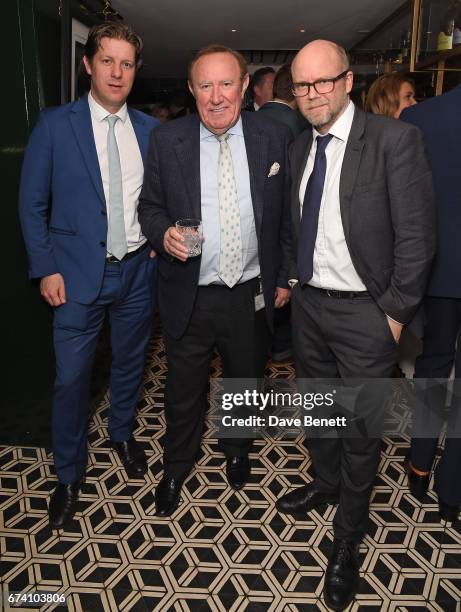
[365,73,417,118]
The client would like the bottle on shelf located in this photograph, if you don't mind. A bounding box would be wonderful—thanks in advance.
[402,29,411,61]
[437,16,454,50]
[437,0,460,51]
[453,2,461,46]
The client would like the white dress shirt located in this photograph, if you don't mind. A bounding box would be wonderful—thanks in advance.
[299,100,366,291]
[88,92,145,254]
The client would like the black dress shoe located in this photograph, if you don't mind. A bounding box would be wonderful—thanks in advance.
[155,476,184,516]
[226,456,250,490]
[323,538,360,611]
[404,456,429,500]
[48,480,82,529]
[439,498,460,523]
[276,483,339,517]
[112,437,147,479]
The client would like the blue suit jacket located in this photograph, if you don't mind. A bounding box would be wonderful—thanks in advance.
[19,95,158,304]
[138,111,292,339]
[401,85,461,298]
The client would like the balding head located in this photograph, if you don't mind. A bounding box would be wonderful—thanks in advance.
[291,39,353,134]
[293,40,349,76]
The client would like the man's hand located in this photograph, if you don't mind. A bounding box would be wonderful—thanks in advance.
[386,316,403,343]
[163,226,189,262]
[274,287,291,308]
[40,273,66,307]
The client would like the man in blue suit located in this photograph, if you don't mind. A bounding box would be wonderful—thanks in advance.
[19,22,158,529]
[139,45,292,517]
[401,85,461,523]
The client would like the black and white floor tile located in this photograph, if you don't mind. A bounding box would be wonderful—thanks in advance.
[1,329,460,611]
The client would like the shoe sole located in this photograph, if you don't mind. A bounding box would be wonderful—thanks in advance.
[276,498,339,518]
[323,590,357,611]
[155,496,182,517]
[323,578,359,611]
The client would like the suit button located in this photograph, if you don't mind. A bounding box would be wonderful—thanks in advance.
[100,241,106,247]
[101,210,107,216]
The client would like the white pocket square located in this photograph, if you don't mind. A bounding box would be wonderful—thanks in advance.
[268,162,280,177]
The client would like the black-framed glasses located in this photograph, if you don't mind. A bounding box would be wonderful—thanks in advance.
[291,69,350,97]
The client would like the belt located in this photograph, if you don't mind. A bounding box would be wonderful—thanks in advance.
[305,285,370,299]
[106,241,148,263]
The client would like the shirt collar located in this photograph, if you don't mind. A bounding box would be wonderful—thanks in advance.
[200,115,243,141]
[312,99,354,144]
[88,91,128,124]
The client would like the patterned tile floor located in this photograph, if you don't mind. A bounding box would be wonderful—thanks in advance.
[1,330,460,611]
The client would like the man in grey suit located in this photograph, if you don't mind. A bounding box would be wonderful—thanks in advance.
[275,40,435,610]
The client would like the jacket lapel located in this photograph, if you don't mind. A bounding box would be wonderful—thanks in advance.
[242,112,267,235]
[173,116,201,219]
[69,95,105,205]
[339,106,366,243]
[292,130,313,236]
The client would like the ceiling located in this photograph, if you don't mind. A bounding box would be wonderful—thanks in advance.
[110,0,406,78]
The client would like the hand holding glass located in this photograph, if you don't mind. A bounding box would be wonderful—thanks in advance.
[175,219,203,257]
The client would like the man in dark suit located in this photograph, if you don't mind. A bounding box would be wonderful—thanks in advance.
[259,63,308,138]
[19,22,158,529]
[401,85,461,524]
[244,66,275,111]
[259,64,309,364]
[139,45,291,517]
[275,40,435,610]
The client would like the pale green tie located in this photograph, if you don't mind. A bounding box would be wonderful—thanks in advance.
[216,133,243,287]
[106,115,127,260]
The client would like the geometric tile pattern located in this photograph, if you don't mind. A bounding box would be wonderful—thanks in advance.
[1,328,460,611]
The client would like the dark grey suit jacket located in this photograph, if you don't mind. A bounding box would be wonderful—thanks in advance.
[259,101,308,138]
[139,111,292,339]
[290,105,436,325]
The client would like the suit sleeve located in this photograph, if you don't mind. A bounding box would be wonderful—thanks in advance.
[377,124,436,323]
[138,129,174,256]
[276,130,294,289]
[19,111,59,279]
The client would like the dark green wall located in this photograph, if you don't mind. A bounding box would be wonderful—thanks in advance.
[2,0,54,445]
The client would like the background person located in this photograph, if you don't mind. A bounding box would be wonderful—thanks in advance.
[365,72,417,118]
[245,66,275,110]
[401,84,461,524]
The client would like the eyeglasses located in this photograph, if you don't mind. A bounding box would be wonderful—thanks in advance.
[291,69,350,97]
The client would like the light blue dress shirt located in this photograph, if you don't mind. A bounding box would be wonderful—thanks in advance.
[199,117,260,286]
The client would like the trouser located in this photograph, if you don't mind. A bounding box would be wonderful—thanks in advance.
[52,248,157,483]
[411,296,461,506]
[163,277,271,479]
[292,284,397,541]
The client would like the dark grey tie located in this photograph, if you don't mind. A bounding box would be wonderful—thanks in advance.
[106,115,127,260]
